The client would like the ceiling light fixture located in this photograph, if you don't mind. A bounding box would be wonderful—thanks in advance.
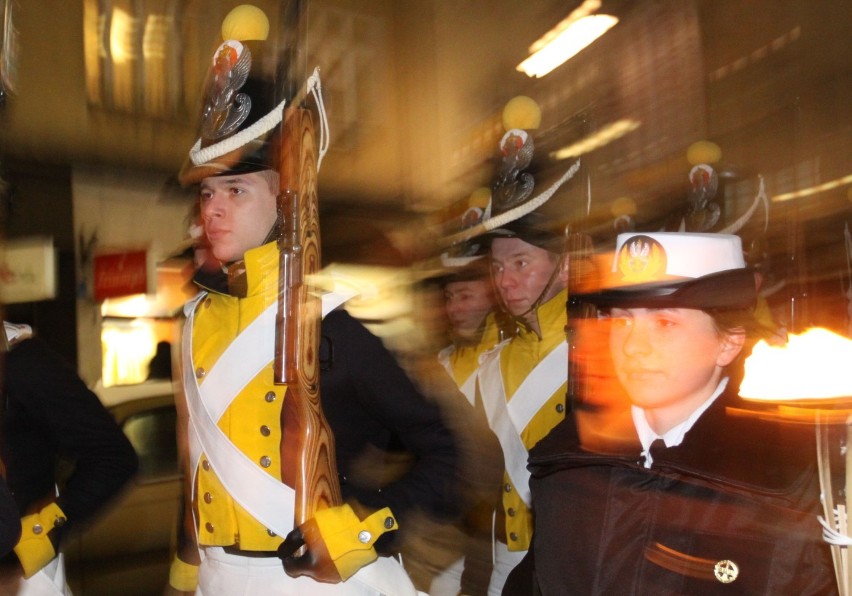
[772,173,852,202]
[550,118,641,161]
[517,0,618,78]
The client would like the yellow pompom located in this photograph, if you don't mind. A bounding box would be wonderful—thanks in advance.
[686,140,722,165]
[222,4,270,41]
[468,187,491,209]
[610,196,637,218]
[502,96,541,131]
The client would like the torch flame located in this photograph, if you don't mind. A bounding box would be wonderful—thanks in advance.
[740,328,852,401]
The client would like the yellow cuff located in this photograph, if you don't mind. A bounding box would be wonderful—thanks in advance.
[168,556,199,592]
[315,505,397,580]
[14,503,66,578]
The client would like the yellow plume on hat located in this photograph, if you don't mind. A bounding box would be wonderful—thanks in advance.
[221,4,270,41]
[468,187,491,210]
[502,95,541,131]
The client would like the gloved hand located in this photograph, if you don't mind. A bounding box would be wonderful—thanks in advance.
[277,504,397,583]
[13,502,66,578]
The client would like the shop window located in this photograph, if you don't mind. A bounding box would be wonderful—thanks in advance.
[83,0,184,119]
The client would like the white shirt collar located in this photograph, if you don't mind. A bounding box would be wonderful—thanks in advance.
[633,377,730,468]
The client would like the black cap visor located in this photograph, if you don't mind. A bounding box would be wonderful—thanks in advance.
[575,268,757,311]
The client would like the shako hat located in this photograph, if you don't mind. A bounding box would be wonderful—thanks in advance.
[580,232,756,310]
[442,96,580,253]
[178,5,284,186]
[429,188,493,288]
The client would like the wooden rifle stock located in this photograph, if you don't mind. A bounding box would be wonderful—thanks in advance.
[275,106,342,527]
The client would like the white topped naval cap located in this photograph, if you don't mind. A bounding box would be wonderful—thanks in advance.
[611,232,745,284]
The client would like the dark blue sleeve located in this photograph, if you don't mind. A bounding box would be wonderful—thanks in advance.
[0,476,20,557]
[320,310,460,530]
[4,338,139,539]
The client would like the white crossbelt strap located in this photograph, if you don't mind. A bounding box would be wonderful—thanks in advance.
[183,290,353,538]
[477,340,567,506]
[506,341,567,432]
[437,346,477,406]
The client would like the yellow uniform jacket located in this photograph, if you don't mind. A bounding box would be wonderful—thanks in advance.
[190,242,286,551]
[439,312,501,401]
[478,289,567,552]
[174,241,460,568]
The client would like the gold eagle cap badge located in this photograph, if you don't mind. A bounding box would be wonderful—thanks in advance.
[617,235,667,283]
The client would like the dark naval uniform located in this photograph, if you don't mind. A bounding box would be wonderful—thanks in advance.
[1,331,138,579]
[504,382,837,595]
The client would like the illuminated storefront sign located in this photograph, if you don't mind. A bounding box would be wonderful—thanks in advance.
[93,250,149,301]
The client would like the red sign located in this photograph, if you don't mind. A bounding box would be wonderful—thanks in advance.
[93,250,149,301]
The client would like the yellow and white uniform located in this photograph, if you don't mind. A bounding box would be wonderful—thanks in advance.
[190,242,285,550]
[480,289,567,552]
[174,241,420,595]
[438,313,501,406]
[476,289,567,595]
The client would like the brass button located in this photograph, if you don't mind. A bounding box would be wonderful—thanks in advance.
[384,517,395,529]
[32,523,43,535]
[555,403,565,413]
[53,516,67,528]
[504,483,513,493]
[205,522,214,533]
[260,456,272,468]
[509,532,518,541]
[358,531,372,544]
[507,508,516,517]
[264,391,276,403]
[202,460,211,471]
[714,560,739,583]
[203,492,213,504]
[260,425,271,437]
[196,367,206,379]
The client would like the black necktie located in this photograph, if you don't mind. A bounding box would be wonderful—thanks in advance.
[640,438,667,467]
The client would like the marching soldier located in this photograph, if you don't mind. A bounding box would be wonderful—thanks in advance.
[462,97,580,595]
[504,231,836,595]
[167,6,457,594]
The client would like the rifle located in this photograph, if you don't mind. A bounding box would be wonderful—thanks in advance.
[273,0,341,534]
[275,102,342,527]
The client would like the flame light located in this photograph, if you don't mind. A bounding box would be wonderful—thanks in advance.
[740,328,852,402]
[740,328,852,594]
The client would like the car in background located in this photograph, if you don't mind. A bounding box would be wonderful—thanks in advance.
[64,379,182,596]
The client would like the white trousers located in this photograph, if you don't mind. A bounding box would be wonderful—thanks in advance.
[428,556,463,596]
[487,542,525,596]
[197,547,423,596]
[14,555,72,596]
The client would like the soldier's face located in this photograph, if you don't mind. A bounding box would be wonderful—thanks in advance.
[490,237,561,317]
[608,307,743,431]
[444,279,494,339]
[199,171,278,263]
